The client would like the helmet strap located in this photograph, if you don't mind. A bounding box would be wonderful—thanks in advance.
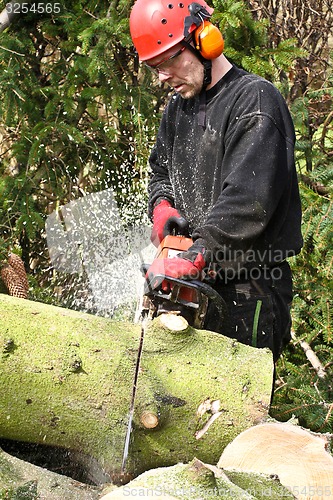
[181,39,212,88]
[181,38,210,129]
[202,59,212,87]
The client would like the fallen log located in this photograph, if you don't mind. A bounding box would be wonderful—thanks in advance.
[100,458,294,499]
[2,423,332,499]
[0,446,101,499]
[0,294,274,483]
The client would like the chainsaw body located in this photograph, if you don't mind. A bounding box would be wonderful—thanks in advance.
[142,235,227,329]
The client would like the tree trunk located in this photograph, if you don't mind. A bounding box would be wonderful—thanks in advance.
[1,425,332,499]
[0,294,274,483]
[101,457,295,499]
[0,446,101,499]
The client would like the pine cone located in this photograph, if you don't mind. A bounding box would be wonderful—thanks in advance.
[8,253,29,292]
[0,264,28,299]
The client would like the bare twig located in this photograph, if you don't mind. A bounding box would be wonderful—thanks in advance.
[195,411,223,440]
[291,330,326,379]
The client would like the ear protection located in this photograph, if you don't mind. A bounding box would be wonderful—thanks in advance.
[194,20,224,60]
[184,2,224,60]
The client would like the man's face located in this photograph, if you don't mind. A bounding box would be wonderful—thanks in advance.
[146,44,204,99]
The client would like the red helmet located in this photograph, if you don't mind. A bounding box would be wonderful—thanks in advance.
[129,0,214,61]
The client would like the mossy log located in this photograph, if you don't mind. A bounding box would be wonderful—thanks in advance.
[0,448,294,500]
[0,294,273,483]
[0,446,101,499]
[2,424,332,499]
[100,458,294,499]
[102,423,333,499]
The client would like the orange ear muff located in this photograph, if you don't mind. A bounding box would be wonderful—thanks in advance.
[194,21,224,60]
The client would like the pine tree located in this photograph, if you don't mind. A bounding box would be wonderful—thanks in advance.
[0,0,159,273]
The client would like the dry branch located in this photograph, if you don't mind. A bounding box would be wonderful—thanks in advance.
[291,330,327,378]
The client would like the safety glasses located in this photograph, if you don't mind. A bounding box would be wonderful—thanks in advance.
[145,46,186,75]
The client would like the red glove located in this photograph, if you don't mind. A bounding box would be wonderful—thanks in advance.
[145,247,206,292]
[151,199,188,246]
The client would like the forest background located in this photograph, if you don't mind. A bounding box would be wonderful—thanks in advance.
[0,0,332,434]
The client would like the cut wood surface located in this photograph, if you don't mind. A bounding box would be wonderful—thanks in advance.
[0,294,274,482]
[140,410,159,429]
[218,422,333,500]
[158,313,189,332]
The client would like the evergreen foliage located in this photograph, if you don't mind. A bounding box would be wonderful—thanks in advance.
[0,0,159,271]
[213,0,304,86]
[271,69,333,432]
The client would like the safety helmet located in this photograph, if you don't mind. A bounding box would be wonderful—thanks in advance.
[129,0,215,61]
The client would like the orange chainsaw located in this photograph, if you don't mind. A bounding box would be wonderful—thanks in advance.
[141,231,227,329]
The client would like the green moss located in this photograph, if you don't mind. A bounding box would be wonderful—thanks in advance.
[0,295,274,481]
[129,323,273,475]
[0,452,22,483]
[111,460,296,499]
[0,294,142,476]
[0,480,38,500]
[223,471,294,499]
[0,448,101,499]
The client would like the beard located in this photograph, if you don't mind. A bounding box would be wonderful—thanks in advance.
[178,85,201,99]
[170,63,205,99]
[172,79,203,99]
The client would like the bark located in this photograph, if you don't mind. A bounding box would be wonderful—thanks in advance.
[0,294,274,484]
[2,424,332,499]
[300,174,330,197]
[0,449,295,499]
[0,446,101,499]
[101,457,294,499]
[291,330,326,379]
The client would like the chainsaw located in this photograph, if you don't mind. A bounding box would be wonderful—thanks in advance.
[140,233,227,328]
[120,221,227,474]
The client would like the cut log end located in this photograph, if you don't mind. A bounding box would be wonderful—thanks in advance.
[218,422,333,500]
[158,313,189,332]
[140,411,159,429]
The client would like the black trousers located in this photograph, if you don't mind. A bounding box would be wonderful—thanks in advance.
[204,261,293,362]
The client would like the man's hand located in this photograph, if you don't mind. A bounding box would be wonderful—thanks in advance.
[145,246,206,292]
[151,199,188,246]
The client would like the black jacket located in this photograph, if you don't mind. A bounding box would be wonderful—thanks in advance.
[148,65,303,270]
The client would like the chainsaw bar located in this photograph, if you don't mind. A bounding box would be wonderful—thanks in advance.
[120,318,146,473]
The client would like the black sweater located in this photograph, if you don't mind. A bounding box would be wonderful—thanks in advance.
[148,65,303,269]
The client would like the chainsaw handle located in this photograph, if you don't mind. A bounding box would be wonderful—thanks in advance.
[163,216,190,238]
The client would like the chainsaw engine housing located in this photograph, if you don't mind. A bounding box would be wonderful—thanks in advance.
[142,235,226,329]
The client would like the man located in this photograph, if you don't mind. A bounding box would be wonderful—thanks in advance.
[129,0,303,361]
